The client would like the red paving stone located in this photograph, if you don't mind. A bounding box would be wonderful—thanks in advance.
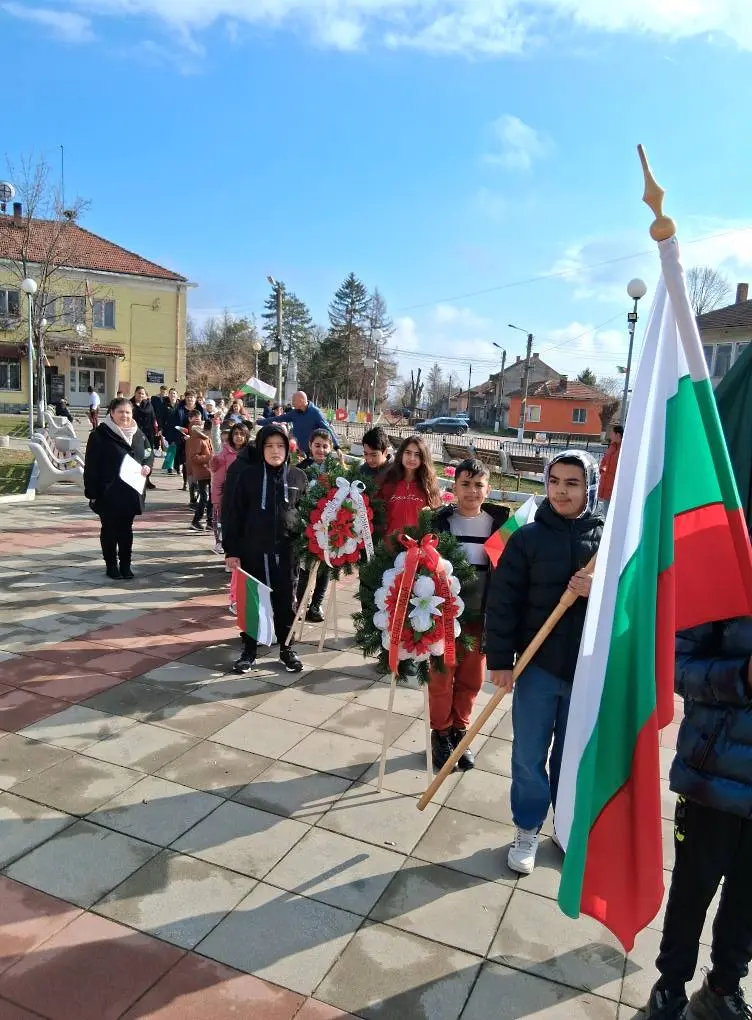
[0,660,71,690]
[0,691,70,732]
[120,955,305,1020]
[51,650,166,680]
[0,999,47,1019]
[0,912,184,1020]
[19,673,124,704]
[0,878,81,976]
[294,1001,360,1020]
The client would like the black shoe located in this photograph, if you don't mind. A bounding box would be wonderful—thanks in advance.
[145,480,156,490]
[119,565,135,580]
[645,981,688,1019]
[451,728,475,770]
[233,652,256,674]
[105,565,122,580]
[431,730,456,772]
[306,603,325,623]
[280,647,304,673]
[190,522,205,531]
[181,483,188,491]
[685,978,752,1019]
[398,660,419,680]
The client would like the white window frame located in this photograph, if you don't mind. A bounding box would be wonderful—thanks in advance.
[572,407,587,424]
[61,295,87,327]
[0,357,21,391]
[0,289,20,318]
[526,404,541,423]
[93,299,115,329]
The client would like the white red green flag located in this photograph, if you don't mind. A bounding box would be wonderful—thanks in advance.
[556,235,752,951]
[235,569,274,646]
[484,494,538,568]
[234,377,276,401]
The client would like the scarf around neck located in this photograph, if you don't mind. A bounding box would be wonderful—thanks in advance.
[104,415,139,446]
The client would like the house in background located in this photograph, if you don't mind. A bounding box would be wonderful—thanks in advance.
[450,352,561,426]
[696,283,752,386]
[0,202,191,412]
[506,376,611,440]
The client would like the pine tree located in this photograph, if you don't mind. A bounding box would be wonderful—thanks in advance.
[327,272,370,406]
[261,284,315,359]
[426,362,445,413]
[577,367,597,386]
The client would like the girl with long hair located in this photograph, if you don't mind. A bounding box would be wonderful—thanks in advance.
[377,435,442,535]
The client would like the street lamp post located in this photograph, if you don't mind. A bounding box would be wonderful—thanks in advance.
[369,328,382,421]
[509,323,534,441]
[37,317,48,427]
[20,278,37,439]
[492,341,506,434]
[267,276,284,405]
[621,278,648,425]
[252,340,262,419]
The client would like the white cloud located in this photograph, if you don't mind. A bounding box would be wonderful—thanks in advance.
[540,321,630,377]
[39,0,752,56]
[2,2,94,42]
[484,114,550,171]
[433,304,493,330]
[390,315,420,352]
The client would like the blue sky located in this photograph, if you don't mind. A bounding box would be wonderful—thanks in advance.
[4,0,752,390]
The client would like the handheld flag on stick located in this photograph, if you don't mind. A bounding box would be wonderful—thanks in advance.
[235,569,274,647]
[484,494,538,568]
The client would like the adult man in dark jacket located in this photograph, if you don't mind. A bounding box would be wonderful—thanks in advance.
[645,617,752,1020]
[267,391,339,452]
[222,424,307,676]
[486,450,603,875]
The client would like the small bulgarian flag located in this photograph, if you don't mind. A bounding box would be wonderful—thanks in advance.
[555,200,752,950]
[484,494,538,568]
[235,569,275,646]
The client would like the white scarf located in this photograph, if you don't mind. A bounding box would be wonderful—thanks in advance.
[104,415,139,447]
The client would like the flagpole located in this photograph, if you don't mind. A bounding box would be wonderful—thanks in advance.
[637,146,676,242]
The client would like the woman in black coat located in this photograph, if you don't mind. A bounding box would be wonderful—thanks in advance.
[84,397,153,580]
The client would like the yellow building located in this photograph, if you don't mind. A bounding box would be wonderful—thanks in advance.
[0,202,191,411]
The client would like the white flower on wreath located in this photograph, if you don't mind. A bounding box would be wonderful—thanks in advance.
[412,575,435,599]
[373,610,388,631]
[409,592,445,633]
[382,567,400,592]
[452,595,465,618]
[440,557,454,577]
[428,640,445,656]
[374,586,389,611]
[394,552,407,571]
[449,575,461,596]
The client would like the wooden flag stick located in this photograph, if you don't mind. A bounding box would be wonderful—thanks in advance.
[416,553,598,811]
[318,577,338,653]
[423,682,433,786]
[286,560,320,646]
[377,671,399,792]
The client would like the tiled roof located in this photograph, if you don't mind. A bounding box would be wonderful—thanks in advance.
[696,300,752,331]
[508,380,611,402]
[0,215,186,282]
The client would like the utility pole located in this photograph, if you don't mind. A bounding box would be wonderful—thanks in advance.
[519,333,533,440]
[493,343,506,433]
[466,363,472,415]
[268,276,284,405]
[447,373,453,415]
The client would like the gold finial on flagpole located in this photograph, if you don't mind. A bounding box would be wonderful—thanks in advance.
[637,144,676,241]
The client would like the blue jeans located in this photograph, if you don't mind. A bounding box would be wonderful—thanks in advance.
[511,664,572,831]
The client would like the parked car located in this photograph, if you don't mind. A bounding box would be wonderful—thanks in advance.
[454,412,471,422]
[415,416,469,435]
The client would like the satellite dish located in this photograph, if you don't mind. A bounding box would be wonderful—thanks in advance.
[0,181,16,210]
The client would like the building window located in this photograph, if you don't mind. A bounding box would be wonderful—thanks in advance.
[702,345,714,374]
[0,358,21,390]
[70,355,106,396]
[61,296,87,327]
[0,289,20,318]
[735,341,750,364]
[526,405,541,423]
[43,297,57,323]
[93,299,115,329]
[572,407,587,424]
[714,344,733,378]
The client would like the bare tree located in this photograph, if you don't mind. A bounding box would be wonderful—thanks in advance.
[596,375,622,397]
[186,312,264,393]
[687,266,731,316]
[425,362,445,413]
[408,368,424,421]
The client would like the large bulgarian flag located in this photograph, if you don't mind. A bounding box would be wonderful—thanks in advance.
[234,377,276,401]
[484,494,538,568]
[555,233,752,951]
[235,569,275,646]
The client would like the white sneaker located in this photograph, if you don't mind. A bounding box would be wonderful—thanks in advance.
[551,830,563,852]
[228,602,237,617]
[212,542,224,555]
[507,827,540,875]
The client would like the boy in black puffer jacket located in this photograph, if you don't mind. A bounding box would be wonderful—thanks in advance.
[486,450,603,876]
[645,618,752,1020]
[222,424,307,675]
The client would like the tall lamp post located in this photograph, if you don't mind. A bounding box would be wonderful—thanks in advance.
[509,323,534,441]
[621,278,647,425]
[251,340,262,419]
[20,278,37,439]
[364,328,382,422]
[492,341,506,434]
[267,276,284,404]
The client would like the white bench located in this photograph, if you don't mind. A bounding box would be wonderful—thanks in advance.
[33,432,84,469]
[44,411,76,439]
[28,441,84,494]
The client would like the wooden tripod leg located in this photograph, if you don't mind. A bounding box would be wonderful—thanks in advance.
[318,574,337,653]
[286,561,319,647]
[423,681,433,785]
[377,672,398,793]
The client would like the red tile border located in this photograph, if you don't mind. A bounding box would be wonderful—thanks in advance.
[0,691,70,732]
[19,673,124,705]
[0,878,81,978]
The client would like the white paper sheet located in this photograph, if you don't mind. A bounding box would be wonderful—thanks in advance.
[119,454,147,495]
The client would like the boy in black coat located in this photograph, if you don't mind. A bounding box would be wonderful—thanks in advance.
[222,424,307,675]
[486,450,603,875]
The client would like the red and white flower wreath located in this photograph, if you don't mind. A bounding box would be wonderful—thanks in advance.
[306,478,375,569]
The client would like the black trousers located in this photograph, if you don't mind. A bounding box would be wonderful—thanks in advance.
[99,513,136,569]
[657,797,752,992]
[192,479,211,526]
[240,547,296,655]
[296,563,330,608]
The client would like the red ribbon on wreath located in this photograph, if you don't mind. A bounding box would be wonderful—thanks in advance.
[388,533,457,674]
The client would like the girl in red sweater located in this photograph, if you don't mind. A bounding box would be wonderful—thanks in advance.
[378,435,442,535]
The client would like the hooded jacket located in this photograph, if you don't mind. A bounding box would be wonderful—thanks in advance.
[485,450,603,683]
[221,424,307,569]
[186,424,212,482]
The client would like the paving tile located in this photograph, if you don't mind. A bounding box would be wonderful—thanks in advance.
[196,881,361,996]
[294,1001,359,1020]
[322,651,382,680]
[212,712,312,758]
[282,730,380,781]
[412,806,522,885]
[5,819,160,908]
[0,910,184,1020]
[352,682,427,718]
[473,735,514,777]
[177,642,240,672]
[255,688,344,727]
[234,761,352,822]
[144,695,245,740]
[0,656,75,689]
[0,997,48,1018]
[621,925,714,1010]
[0,791,73,867]
[20,672,124,704]
[173,800,308,878]
[83,721,197,773]
[358,745,461,802]
[0,690,70,733]
[12,753,142,816]
[370,856,512,956]
[187,674,281,711]
[96,849,255,949]
[19,705,136,751]
[266,828,404,916]
[462,961,619,1019]
[157,740,273,797]
[91,775,222,846]
[295,669,376,702]
[321,703,413,748]
[0,876,81,976]
[0,735,71,791]
[317,784,439,856]
[119,953,306,1019]
[489,888,625,1001]
[315,920,481,1020]
[137,661,228,691]
[82,679,180,721]
[72,648,167,678]
[444,768,515,826]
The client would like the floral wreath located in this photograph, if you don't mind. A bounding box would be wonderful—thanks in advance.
[354,509,479,683]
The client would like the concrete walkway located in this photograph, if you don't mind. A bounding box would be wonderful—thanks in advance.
[0,477,734,1019]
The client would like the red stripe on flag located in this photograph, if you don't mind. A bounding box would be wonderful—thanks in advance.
[485,530,505,569]
[234,570,247,634]
[578,716,665,951]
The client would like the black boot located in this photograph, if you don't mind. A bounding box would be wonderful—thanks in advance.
[685,977,752,1020]
[105,563,122,580]
[119,563,135,580]
[450,728,476,770]
[280,647,304,673]
[644,981,687,1019]
[233,646,256,674]
[431,730,456,772]
[306,602,325,623]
